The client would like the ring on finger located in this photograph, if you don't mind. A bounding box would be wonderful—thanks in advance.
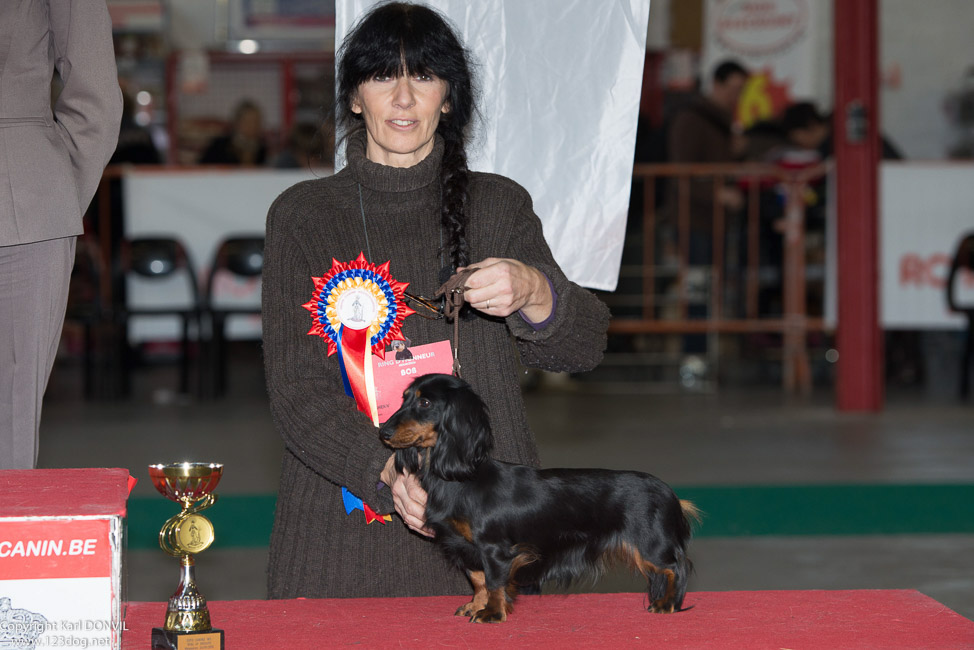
[486,298,491,309]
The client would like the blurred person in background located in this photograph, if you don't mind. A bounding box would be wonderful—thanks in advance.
[667,60,750,223]
[782,101,902,161]
[199,99,268,166]
[272,122,326,170]
[0,0,122,468]
[661,60,749,382]
[781,102,831,156]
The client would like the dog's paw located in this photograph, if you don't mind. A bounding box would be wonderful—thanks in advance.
[470,607,507,623]
[455,602,480,617]
[649,601,677,614]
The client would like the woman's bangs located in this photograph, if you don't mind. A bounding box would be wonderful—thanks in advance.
[352,38,437,83]
[399,33,437,79]
[358,38,406,82]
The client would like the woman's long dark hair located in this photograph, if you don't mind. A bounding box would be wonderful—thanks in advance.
[337,2,478,271]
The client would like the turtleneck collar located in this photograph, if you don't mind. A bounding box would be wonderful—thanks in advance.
[345,129,444,193]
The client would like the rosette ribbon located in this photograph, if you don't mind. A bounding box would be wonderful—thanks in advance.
[303,253,414,525]
[303,252,415,425]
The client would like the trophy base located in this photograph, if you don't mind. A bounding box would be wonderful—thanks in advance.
[152,627,225,650]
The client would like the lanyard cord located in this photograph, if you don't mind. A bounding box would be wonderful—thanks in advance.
[357,183,444,270]
[358,183,373,261]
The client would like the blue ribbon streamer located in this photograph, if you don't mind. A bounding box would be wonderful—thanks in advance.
[334,325,353,398]
[341,486,364,515]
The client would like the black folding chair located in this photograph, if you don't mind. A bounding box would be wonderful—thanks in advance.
[116,237,201,396]
[203,236,264,397]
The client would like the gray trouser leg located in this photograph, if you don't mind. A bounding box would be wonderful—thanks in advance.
[0,236,75,469]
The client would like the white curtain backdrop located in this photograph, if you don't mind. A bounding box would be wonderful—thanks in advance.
[335,0,651,290]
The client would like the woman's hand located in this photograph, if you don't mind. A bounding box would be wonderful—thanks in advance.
[460,258,553,323]
[381,455,434,537]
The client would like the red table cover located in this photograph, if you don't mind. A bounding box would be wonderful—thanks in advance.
[122,589,974,649]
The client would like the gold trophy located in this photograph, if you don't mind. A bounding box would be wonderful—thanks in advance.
[148,462,225,650]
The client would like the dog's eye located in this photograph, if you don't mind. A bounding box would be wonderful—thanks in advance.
[419,398,432,408]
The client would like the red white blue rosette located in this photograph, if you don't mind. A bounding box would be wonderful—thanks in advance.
[303,252,415,425]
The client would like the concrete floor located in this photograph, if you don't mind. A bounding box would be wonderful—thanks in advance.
[37,347,974,621]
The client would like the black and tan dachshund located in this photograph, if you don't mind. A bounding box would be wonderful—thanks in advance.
[379,373,698,623]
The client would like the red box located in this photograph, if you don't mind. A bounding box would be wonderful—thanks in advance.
[0,468,131,649]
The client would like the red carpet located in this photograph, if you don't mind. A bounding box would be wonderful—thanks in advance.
[124,590,973,649]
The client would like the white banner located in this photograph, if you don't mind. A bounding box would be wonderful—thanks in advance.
[881,163,974,329]
[702,0,826,127]
[336,0,652,291]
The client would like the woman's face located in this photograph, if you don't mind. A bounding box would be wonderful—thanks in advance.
[352,71,450,168]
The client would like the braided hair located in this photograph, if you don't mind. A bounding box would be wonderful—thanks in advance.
[337,2,478,272]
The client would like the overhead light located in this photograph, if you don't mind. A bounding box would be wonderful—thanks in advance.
[136,91,152,106]
[237,39,259,55]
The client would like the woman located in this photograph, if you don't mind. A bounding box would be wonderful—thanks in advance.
[262,2,609,598]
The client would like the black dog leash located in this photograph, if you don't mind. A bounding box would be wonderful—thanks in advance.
[434,268,478,378]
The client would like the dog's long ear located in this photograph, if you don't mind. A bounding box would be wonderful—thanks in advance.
[429,383,493,481]
[394,447,422,475]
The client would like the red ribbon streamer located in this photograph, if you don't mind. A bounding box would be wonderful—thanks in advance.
[338,325,372,420]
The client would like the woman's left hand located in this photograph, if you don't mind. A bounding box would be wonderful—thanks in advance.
[460,257,553,323]
[391,469,434,537]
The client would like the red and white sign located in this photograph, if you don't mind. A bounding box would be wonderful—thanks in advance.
[0,469,129,650]
[703,0,823,127]
[881,163,974,328]
[713,0,809,57]
[0,519,110,580]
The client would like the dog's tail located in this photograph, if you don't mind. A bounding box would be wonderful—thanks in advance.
[660,500,699,612]
[680,500,702,527]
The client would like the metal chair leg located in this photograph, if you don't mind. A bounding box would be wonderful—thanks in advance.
[215,314,227,397]
[180,313,191,395]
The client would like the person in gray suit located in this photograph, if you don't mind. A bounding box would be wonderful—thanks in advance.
[0,1,122,468]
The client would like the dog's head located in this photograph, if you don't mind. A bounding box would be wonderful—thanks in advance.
[379,373,492,481]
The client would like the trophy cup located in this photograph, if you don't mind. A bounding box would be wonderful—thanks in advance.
[148,462,225,650]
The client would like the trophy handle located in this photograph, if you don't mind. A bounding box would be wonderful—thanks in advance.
[186,493,218,515]
[159,515,184,558]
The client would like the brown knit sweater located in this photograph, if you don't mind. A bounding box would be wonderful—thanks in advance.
[262,131,610,599]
